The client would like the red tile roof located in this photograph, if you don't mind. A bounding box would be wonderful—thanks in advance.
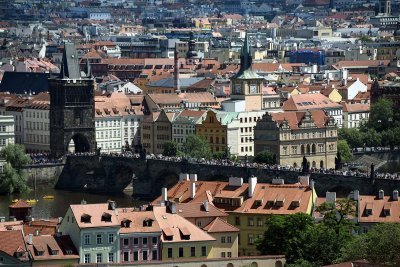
[0,230,29,261]
[9,200,32,209]
[26,235,79,261]
[202,217,239,233]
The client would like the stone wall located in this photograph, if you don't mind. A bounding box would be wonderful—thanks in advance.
[56,155,400,199]
[24,164,64,186]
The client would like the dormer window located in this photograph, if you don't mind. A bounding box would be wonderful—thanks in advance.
[121,219,131,228]
[365,202,373,216]
[179,227,191,240]
[101,212,112,222]
[33,245,44,256]
[143,219,153,227]
[81,214,91,223]
[383,203,391,216]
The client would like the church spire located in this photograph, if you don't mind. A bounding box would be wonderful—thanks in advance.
[239,32,252,73]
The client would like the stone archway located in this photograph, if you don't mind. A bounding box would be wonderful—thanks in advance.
[275,261,283,267]
[67,133,91,153]
[312,161,316,168]
[320,160,324,168]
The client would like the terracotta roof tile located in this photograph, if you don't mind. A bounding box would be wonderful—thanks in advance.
[202,217,239,233]
[359,194,400,223]
[26,235,79,261]
[0,230,29,261]
[117,209,161,234]
[176,202,228,218]
[70,203,119,229]
[9,200,32,209]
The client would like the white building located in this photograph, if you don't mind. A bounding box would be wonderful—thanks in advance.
[88,11,112,20]
[23,93,50,153]
[0,115,15,151]
[172,110,206,148]
[227,111,267,157]
[95,93,144,152]
[342,103,370,128]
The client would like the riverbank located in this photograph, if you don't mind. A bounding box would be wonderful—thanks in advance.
[0,185,145,219]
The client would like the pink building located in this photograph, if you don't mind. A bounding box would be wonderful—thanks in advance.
[118,208,161,263]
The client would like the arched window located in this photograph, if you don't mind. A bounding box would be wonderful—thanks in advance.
[320,160,324,168]
[301,145,305,155]
[306,144,311,155]
[216,137,219,144]
[210,137,213,143]
[312,144,316,154]
[312,161,316,168]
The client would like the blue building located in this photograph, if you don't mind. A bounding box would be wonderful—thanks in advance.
[290,50,325,65]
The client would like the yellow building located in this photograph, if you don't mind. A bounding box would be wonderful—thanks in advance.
[152,206,215,260]
[152,177,316,257]
[196,110,229,154]
[175,202,239,258]
[254,110,338,169]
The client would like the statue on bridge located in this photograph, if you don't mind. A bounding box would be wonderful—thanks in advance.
[302,156,310,173]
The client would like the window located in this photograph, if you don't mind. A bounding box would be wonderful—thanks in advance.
[152,250,158,260]
[133,238,139,245]
[84,234,90,245]
[143,250,148,261]
[235,216,240,225]
[227,236,232,243]
[257,218,263,227]
[248,234,254,245]
[221,252,226,258]
[123,251,129,262]
[96,234,102,244]
[201,246,207,257]
[168,248,173,258]
[248,217,254,226]
[142,237,148,245]
[221,236,226,243]
[179,247,184,257]
[190,247,196,257]
[197,221,202,227]
[84,254,90,263]
[96,253,102,263]
[108,233,114,243]
[123,238,129,246]
[227,252,232,257]
[108,253,114,262]
[133,251,138,261]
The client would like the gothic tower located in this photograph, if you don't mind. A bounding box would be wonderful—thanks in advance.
[49,43,96,157]
[230,33,264,111]
[379,0,391,15]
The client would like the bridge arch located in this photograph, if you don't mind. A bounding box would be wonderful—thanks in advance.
[67,133,91,153]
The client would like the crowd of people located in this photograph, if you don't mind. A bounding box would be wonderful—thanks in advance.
[30,151,398,180]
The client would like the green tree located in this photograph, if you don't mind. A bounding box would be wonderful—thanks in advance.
[256,213,314,263]
[339,223,400,265]
[338,128,363,148]
[253,151,276,164]
[181,135,212,159]
[337,140,353,163]
[0,144,31,194]
[162,141,178,156]
[362,129,382,148]
[368,97,394,131]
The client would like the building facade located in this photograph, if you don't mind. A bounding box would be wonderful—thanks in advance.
[0,115,15,151]
[254,110,338,169]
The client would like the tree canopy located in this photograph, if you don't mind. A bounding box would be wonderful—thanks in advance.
[257,199,357,266]
[337,140,353,163]
[0,144,31,194]
[162,141,178,156]
[253,151,276,164]
[181,135,212,159]
[339,223,400,265]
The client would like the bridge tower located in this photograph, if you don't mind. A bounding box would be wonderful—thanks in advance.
[49,43,96,157]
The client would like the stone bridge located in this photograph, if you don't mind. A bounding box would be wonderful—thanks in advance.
[56,155,400,199]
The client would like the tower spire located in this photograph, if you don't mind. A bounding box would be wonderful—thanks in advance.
[238,32,252,74]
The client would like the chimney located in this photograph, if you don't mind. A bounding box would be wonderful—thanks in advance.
[58,217,62,224]
[229,177,243,187]
[203,201,209,212]
[326,192,336,203]
[378,189,384,200]
[189,174,197,182]
[170,202,177,214]
[248,176,257,198]
[27,234,33,245]
[34,229,40,236]
[393,190,399,201]
[353,190,360,201]
[179,173,189,181]
[190,182,196,199]
[299,175,310,186]
[161,187,168,202]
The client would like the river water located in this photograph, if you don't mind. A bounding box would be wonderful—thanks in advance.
[0,186,146,219]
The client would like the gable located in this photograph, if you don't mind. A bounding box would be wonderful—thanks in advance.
[0,251,25,265]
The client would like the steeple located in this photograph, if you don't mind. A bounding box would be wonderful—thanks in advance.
[240,32,252,73]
